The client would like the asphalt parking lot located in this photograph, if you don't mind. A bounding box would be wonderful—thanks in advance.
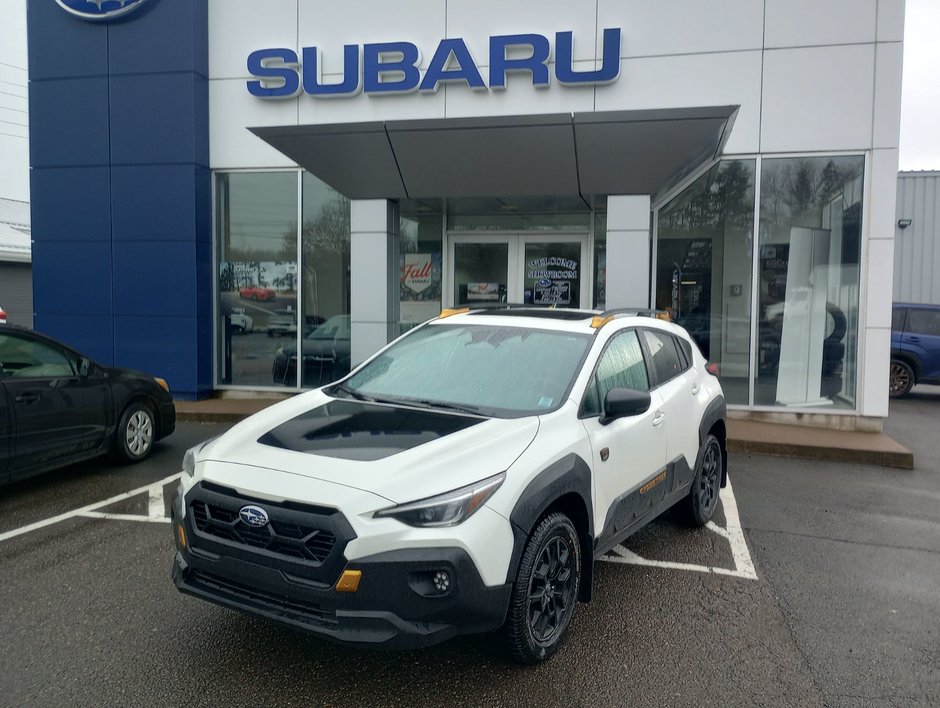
[1,389,938,707]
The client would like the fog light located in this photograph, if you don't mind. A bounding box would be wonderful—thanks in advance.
[432,570,450,593]
[176,524,187,550]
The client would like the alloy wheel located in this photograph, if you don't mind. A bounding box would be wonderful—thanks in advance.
[527,536,575,643]
[890,362,911,395]
[698,441,721,515]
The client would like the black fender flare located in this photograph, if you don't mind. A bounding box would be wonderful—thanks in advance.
[506,453,595,602]
[698,395,728,487]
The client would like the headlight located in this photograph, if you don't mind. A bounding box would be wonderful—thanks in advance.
[182,436,220,478]
[374,472,506,528]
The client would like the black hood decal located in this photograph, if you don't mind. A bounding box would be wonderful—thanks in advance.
[257,399,485,461]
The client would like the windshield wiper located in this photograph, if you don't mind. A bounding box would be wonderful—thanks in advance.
[406,399,488,416]
[331,383,376,402]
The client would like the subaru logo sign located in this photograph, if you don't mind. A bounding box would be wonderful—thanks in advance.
[55,0,151,22]
[238,505,270,528]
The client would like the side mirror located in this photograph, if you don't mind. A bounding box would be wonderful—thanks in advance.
[600,387,651,425]
[78,357,91,378]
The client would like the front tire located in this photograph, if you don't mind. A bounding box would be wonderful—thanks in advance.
[889,359,915,398]
[504,512,581,664]
[681,433,723,526]
[113,401,156,464]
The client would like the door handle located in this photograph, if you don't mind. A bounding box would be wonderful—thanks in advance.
[691,383,701,395]
[15,392,40,404]
[652,411,665,427]
[904,336,920,344]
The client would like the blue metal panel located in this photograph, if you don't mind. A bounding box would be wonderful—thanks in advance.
[111,165,197,242]
[29,78,110,168]
[109,74,198,165]
[108,0,204,76]
[27,0,108,80]
[31,167,112,241]
[33,314,114,366]
[113,316,200,394]
[31,240,113,317]
[112,241,197,318]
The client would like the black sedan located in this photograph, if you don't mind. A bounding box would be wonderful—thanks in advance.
[0,326,175,485]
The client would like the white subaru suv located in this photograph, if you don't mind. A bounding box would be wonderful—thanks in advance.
[172,306,727,663]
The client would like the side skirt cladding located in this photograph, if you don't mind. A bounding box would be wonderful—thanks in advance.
[507,454,595,602]
[699,395,728,487]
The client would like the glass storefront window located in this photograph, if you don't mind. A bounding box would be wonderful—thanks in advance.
[297,173,350,389]
[399,204,443,333]
[594,211,606,309]
[655,160,756,405]
[216,171,298,387]
[446,196,591,232]
[756,156,864,408]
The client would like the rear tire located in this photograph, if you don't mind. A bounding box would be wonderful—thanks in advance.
[681,434,723,527]
[504,512,580,664]
[889,359,915,398]
[113,401,156,464]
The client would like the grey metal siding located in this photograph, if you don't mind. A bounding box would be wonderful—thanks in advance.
[894,172,940,305]
[0,262,33,328]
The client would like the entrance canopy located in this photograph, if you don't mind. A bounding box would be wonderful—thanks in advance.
[251,106,737,202]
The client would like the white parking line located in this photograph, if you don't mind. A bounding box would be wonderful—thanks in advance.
[0,474,182,544]
[600,476,758,580]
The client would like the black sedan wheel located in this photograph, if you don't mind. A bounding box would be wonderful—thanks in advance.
[504,512,580,664]
[114,401,156,464]
[889,359,915,398]
[682,433,723,526]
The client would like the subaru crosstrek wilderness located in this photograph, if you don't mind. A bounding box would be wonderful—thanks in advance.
[172,306,727,663]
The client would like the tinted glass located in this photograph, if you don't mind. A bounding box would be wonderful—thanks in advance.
[583,330,649,417]
[344,324,591,417]
[642,330,683,385]
[892,308,906,332]
[0,334,74,378]
[907,308,940,337]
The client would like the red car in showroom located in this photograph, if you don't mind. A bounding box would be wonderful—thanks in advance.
[238,286,276,301]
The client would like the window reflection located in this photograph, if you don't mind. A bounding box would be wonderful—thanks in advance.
[756,156,863,408]
[399,205,443,334]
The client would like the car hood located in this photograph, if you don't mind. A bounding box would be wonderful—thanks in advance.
[199,390,539,504]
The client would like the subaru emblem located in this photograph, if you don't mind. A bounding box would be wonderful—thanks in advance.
[55,0,152,23]
[239,505,269,528]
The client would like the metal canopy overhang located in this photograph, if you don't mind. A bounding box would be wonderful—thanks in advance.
[250,106,738,202]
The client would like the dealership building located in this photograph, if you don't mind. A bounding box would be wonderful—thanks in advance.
[28,0,904,429]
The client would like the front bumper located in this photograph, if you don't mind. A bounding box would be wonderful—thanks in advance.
[158,399,176,439]
[171,486,511,650]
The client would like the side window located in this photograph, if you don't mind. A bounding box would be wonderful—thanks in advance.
[676,337,693,371]
[642,329,683,385]
[582,330,649,417]
[907,309,940,337]
[891,308,906,333]
[0,333,75,379]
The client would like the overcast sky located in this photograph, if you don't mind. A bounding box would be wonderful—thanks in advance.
[899,0,940,171]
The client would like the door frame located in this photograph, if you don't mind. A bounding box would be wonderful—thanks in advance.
[445,231,591,308]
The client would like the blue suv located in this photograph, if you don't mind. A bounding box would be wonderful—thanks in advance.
[891,303,940,397]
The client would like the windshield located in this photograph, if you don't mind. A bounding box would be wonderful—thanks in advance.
[338,323,592,417]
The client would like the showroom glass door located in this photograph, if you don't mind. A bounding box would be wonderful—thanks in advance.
[448,234,589,308]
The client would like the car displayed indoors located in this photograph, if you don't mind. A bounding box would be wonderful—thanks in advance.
[890,303,940,398]
[238,286,276,301]
[0,305,6,325]
[0,326,176,485]
[271,314,351,387]
[172,305,727,664]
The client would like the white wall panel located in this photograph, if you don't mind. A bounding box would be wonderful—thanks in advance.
[209,0,298,80]
[872,42,903,149]
[860,327,890,417]
[447,0,598,64]
[443,62,595,119]
[598,0,763,58]
[299,0,446,71]
[869,148,900,239]
[760,45,874,153]
[864,238,895,328]
[297,89,445,125]
[209,79,298,169]
[764,0,876,48]
[877,0,906,42]
[595,51,762,154]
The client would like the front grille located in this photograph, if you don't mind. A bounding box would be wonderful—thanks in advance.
[189,570,337,627]
[191,499,336,563]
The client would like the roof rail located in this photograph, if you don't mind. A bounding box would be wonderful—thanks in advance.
[591,308,672,329]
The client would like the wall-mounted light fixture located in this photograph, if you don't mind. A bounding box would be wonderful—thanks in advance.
[898,218,912,229]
